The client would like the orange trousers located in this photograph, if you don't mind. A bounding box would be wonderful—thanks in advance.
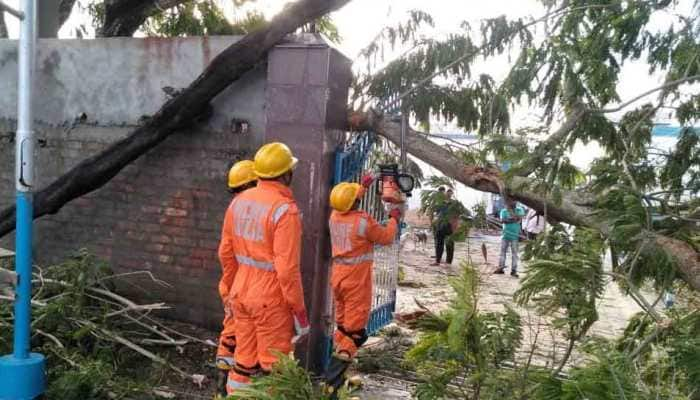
[216,309,236,370]
[226,300,294,394]
[331,263,372,358]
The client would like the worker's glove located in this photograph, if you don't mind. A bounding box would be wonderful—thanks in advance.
[292,310,310,344]
[360,173,376,188]
[223,298,234,320]
[389,207,402,221]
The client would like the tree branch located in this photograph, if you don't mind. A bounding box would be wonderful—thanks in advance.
[357,109,700,292]
[599,74,700,114]
[0,0,352,238]
[58,0,77,30]
[0,11,7,39]
[99,0,192,37]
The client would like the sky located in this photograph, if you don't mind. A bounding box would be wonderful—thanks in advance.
[2,0,695,209]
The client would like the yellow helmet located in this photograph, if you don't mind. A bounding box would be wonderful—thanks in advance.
[228,160,257,189]
[253,142,299,178]
[330,182,363,212]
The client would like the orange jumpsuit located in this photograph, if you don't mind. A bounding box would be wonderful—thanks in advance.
[216,201,240,370]
[329,210,397,358]
[218,180,307,393]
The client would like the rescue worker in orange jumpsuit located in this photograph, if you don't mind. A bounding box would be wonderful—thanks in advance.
[219,142,310,394]
[215,160,258,396]
[324,176,402,395]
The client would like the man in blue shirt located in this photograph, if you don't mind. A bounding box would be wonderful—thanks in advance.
[494,197,525,277]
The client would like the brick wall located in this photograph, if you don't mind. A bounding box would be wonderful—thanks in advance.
[0,115,264,328]
[0,35,267,329]
[0,36,350,343]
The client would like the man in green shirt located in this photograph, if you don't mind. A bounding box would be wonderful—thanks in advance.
[494,197,525,277]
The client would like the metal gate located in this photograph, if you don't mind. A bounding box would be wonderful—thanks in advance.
[323,131,401,366]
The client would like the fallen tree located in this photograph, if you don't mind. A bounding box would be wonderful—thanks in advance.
[352,109,700,293]
[0,0,351,238]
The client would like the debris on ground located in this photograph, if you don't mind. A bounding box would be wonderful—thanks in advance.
[0,250,222,399]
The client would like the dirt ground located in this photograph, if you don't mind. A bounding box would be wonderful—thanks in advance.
[351,231,658,399]
[148,231,658,400]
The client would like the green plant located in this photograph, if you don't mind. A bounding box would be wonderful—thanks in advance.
[405,262,529,399]
[228,354,349,400]
[515,229,605,375]
[470,202,488,230]
[0,251,203,399]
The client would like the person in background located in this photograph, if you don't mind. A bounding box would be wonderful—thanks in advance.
[494,197,525,277]
[431,189,457,266]
[430,187,446,259]
[220,142,310,394]
[215,160,258,396]
[524,208,545,240]
[324,175,401,397]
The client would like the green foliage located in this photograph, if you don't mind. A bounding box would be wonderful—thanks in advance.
[0,251,184,399]
[85,0,341,41]
[418,177,469,231]
[142,1,262,36]
[228,354,347,400]
[470,202,489,230]
[516,229,604,343]
[405,263,526,398]
[615,309,700,397]
[363,2,700,398]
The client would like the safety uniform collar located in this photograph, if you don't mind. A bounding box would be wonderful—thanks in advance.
[258,180,294,199]
[337,209,365,216]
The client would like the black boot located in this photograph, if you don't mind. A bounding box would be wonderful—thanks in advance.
[323,355,351,400]
[216,369,229,398]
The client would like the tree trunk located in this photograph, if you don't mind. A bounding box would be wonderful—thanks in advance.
[355,110,700,292]
[653,234,700,293]
[0,10,7,38]
[0,0,351,237]
[58,0,78,31]
[38,0,61,38]
[99,0,189,37]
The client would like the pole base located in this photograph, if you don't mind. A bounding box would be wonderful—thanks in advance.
[0,353,46,400]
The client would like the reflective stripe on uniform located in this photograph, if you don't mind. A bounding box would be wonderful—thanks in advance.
[227,377,250,391]
[216,356,235,370]
[333,252,374,265]
[235,255,274,271]
[272,203,289,224]
[357,217,368,237]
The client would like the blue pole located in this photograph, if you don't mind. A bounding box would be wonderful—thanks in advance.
[0,0,46,398]
[13,192,33,359]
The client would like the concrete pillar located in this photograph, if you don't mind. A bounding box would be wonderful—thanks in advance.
[264,34,352,373]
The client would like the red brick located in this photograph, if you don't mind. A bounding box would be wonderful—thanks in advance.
[159,217,194,228]
[125,230,145,241]
[190,248,215,259]
[162,226,188,237]
[198,240,219,251]
[150,235,172,244]
[141,223,163,233]
[177,257,203,269]
[141,205,163,214]
[173,237,196,247]
[145,243,165,252]
[164,207,188,217]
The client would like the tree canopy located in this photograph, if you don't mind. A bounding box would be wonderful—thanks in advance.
[350,2,700,397]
